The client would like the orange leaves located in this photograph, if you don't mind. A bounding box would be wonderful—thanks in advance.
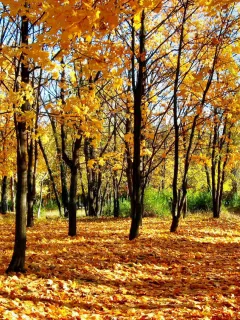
[1,214,240,318]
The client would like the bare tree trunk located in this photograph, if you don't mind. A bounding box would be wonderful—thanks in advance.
[84,139,99,217]
[113,113,119,218]
[1,176,8,214]
[125,116,133,214]
[7,14,29,273]
[27,135,34,227]
[129,10,146,240]
[67,137,81,236]
[205,163,211,193]
[37,177,44,218]
[170,2,187,233]
[10,176,16,212]
[61,121,82,236]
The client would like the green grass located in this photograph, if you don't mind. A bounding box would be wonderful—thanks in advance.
[40,188,238,218]
[187,190,212,212]
[144,188,171,217]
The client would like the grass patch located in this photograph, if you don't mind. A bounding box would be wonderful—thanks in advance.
[187,190,212,212]
[144,188,171,217]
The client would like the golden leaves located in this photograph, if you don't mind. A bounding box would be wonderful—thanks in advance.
[133,10,142,30]
[0,214,240,318]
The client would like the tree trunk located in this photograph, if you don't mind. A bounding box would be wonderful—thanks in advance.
[61,120,82,236]
[61,162,69,218]
[113,177,120,218]
[129,10,146,240]
[125,116,133,216]
[211,111,218,218]
[84,139,99,217]
[171,3,187,232]
[113,113,119,217]
[7,14,29,273]
[6,128,27,272]
[170,189,181,232]
[205,164,211,193]
[37,177,45,218]
[27,136,34,227]
[68,165,77,236]
[10,176,16,212]
[1,176,8,214]
[68,137,81,236]
[79,166,88,216]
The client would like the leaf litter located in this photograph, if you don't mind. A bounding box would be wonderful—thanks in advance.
[0,213,239,319]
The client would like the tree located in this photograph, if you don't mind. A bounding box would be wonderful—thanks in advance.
[7,11,30,273]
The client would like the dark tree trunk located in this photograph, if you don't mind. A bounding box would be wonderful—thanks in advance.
[211,109,219,218]
[6,124,27,272]
[6,14,29,273]
[79,166,88,215]
[113,113,119,218]
[10,176,16,212]
[68,166,77,236]
[68,137,81,236]
[96,171,102,216]
[61,121,82,235]
[161,152,166,191]
[37,177,44,218]
[171,0,217,231]
[84,139,99,217]
[205,163,211,193]
[171,3,187,232]
[61,163,69,218]
[1,176,8,214]
[129,11,146,240]
[125,116,133,215]
[113,182,120,218]
[58,60,70,218]
[27,136,34,227]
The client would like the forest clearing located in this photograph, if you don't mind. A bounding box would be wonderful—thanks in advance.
[0,213,239,319]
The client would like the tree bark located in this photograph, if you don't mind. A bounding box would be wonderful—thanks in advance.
[27,135,34,227]
[61,122,82,235]
[67,137,81,236]
[6,14,29,273]
[129,10,146,240]
[10,176,16,212]
[170,2,187,232]
[113,113,119,218]
[1,176,8,214]
[84,139,99,217]
[68,166,78,236]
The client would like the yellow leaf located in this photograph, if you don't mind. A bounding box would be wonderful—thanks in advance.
[98,157,105,166]
[85,34,92,43]
[87,159,95,169]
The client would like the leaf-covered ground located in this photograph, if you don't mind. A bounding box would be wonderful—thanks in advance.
[0,213,239,319]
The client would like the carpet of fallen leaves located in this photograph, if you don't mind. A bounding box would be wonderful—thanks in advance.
[0,213,240,320]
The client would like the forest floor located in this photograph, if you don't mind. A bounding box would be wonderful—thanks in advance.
[0,212,239,319]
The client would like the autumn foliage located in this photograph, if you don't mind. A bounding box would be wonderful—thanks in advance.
[0,213,240,319]
[1,1,240,315]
